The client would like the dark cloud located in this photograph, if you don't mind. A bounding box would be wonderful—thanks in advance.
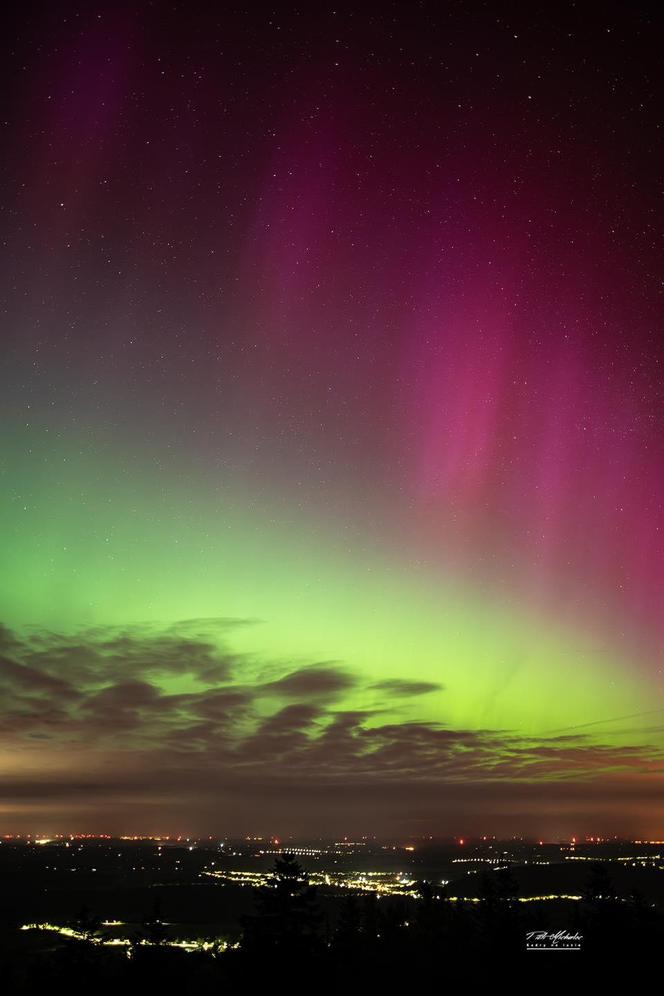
[370,678,444,696]
[1,619,663,834]
[16,618,244,687]
[0,654,76,699]
[261,665,357,699]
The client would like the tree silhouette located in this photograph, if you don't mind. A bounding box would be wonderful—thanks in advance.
[241,852,322,954]
[136,897,169,946]
[414,879,448,946]
[76,905,102,942]
[582,861,613,903]
[335,894,361,951]
[580,860,621,951]
[495,864,519,903]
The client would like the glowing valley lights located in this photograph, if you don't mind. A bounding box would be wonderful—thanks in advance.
[203,868,420,898]
[20,923,238,954]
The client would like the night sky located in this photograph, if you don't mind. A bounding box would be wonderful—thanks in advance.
[2,2,664,838]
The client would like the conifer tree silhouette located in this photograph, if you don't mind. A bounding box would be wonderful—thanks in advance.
[241,852,322,954]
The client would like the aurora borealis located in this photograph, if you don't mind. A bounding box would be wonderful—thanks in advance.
[1,3,664,837]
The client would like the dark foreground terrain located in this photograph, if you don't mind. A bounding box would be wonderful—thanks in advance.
[1,836,662,989]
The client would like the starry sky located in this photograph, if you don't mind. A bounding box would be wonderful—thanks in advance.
[1,2,664,838]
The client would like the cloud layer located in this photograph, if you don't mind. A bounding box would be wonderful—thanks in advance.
[1,619,663,836]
